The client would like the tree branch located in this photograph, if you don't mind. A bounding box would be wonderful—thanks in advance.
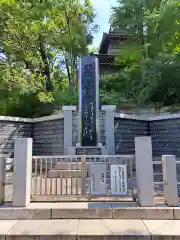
[38,35,53,91]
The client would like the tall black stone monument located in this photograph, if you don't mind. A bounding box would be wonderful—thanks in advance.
[79,55,99,147]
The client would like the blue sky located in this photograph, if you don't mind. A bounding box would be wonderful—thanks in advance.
[91,0,117,47]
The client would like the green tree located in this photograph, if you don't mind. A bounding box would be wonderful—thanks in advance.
[104,0,180,107]
[0,0,96,117]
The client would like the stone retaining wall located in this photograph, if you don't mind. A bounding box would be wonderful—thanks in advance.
[0,121,32,157]
[33,119,64,156]
[114,118,149,155]
[1,112,180,158]
[150,119,180,157]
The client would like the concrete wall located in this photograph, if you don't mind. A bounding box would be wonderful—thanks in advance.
[114,118,149,155]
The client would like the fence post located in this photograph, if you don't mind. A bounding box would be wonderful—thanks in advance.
[101,105,116,154]
[162,155,178,206]
[135,136,154,206]
[62,105,77,155]
[12,138,32,207]
[81,155,87,195]
[0,157,5,205]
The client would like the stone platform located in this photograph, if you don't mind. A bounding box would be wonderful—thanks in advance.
[0,203,180,239]
[0,202,180,220]
[1,219,180,239]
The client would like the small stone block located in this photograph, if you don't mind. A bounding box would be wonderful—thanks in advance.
[62,106,76,111]
[77,219,111,236]
[0,208,50,220]
[144,220,180,237]
[77,219,150,238]
[51,209,112,219]
[0,220,18,235]
[101,105,116,111]
[113,207,174,220]
[105,219,150,237]
[173,207,180,219]
[76,147,101,155]
[7,219,78,237]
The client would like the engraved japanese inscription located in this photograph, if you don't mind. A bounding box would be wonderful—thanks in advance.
[76,147,101,155]
[90,163,106,195]
[111,165,128,195]
[80,56,97,146]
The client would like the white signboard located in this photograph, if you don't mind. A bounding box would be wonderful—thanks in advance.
[111,165,127,195]
[90,164,106,195]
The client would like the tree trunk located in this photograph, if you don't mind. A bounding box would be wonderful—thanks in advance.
[64,55,74,94]
[39,35,53,91]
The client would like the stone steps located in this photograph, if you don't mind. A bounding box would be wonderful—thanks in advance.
[0,203,180,220]
[1,219,180,239]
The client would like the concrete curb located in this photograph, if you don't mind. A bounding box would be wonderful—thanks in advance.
[1,219,180,239]
[0,207,179,220]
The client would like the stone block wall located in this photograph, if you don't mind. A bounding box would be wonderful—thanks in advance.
[33,119,64,156]
[0,120,32,157]
[150,118,180,157]
[114,118,149,155]
[1,111,180,159]
[149,117,180,186]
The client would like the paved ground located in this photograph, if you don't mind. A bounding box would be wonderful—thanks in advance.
[1,219,180,239]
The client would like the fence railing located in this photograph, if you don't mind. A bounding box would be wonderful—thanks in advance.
[5,156,180,201]
[153,160,180,196]
[31,155,136,198]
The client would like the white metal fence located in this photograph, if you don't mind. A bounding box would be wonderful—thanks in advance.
[31,155,136,199]
[4,156,180,201]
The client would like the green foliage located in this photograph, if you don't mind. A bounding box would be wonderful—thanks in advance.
[0,0,96,117]
[1,0,179,116]
[104,0,180,107]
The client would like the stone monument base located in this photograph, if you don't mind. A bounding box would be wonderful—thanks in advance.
[67,144,107,155]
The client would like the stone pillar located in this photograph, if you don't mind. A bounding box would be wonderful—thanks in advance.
[135,136,154,206]
[78,56,99,146]
[0,157,5,205]
[12,138,32,207]
[162,155,178,206]
[101,105,116,155]
[62,106,76,155]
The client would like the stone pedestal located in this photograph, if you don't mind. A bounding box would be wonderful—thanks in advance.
[162,155,178,206]
[135,136,154,207]
[102,105,116,155]
[67,145,107,155]
[12,138,32,207]
[63,106,76,155]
